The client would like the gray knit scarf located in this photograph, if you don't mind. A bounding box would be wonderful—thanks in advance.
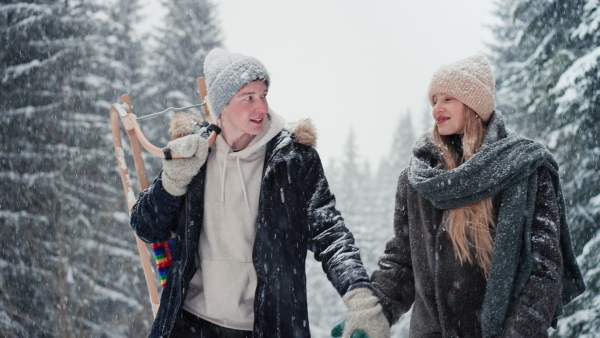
[408,111,585,338]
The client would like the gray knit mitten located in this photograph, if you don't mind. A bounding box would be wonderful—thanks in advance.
[340,288,390,338]
[161,134,208,196]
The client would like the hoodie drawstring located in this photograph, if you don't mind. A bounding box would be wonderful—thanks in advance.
[220,151,228,203]
[219,148,252,216]
[236,156,252,215]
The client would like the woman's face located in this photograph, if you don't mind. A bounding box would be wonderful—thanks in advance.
[431,93,466,135]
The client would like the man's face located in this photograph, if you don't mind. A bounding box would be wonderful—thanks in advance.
[220,81,269,138]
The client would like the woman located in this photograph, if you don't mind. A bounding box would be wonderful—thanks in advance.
[370,55,585,337]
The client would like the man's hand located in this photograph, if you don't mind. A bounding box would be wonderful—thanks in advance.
[161,134,208,196]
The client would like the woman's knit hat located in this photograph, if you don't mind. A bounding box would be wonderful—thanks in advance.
[203,48,270,118]
[428,54,496,122]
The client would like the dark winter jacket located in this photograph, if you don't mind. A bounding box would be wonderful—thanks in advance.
[372,112,585,338]
[130,123,371,338]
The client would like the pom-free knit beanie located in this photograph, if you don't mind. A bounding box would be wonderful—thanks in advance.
[428,54,496,122]
[203,48,270,118]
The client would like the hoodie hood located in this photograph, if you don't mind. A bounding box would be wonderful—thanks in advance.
[211,110,284,214]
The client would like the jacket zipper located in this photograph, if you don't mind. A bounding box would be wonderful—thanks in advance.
[253,134,292,337]
[291,286,297,303]
[279,179,295,250]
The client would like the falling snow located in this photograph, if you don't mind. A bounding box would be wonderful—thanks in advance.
[1,0,598,337]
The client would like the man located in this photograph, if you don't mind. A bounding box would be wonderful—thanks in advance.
[131,48,388,337]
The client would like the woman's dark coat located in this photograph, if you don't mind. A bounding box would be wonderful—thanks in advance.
[371,122,571,337]
[131,128,371,338]
[373,167,561,338]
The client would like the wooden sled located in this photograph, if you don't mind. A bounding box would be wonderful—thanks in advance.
[109,78,217,316]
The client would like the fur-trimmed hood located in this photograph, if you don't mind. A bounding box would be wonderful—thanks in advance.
[167,111,317,147]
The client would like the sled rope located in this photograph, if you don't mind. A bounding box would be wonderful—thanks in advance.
[136,102,205,120]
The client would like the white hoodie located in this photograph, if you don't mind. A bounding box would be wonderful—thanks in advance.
[183,111,285,330]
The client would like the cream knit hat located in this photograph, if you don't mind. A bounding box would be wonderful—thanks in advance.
[428,54,496,122]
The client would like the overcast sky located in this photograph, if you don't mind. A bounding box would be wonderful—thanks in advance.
[143,0,498,169]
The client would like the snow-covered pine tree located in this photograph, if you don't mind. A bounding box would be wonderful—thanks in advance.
[104,0,146,103]
[308,127,375,334]
[368,111,418,337]
[489,0,599,336]
[489,0,581,139]
[418,99,434,136]
[388,110,418,179]
[546,1,600,335]
[146,0,221,108]
[133,0,223,177]
[486,0,527,129]
[319,115,420,337]
[336,127,364,217]
[335,127,380,268]
[371,110,417,267]
[95,0,158,334]
[0,0,150,336]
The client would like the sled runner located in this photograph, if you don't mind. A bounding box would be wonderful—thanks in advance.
[109,78,217,316]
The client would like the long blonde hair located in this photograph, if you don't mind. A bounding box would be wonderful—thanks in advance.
[433,106,496,278]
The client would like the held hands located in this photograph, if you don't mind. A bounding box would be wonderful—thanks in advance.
[161,134,208,196]
[331,288,390,338]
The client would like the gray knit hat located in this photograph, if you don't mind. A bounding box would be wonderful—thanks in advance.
[428,54,496,122]
[203,48,270,118]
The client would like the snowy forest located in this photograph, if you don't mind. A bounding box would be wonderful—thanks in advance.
[1,0,598,337]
